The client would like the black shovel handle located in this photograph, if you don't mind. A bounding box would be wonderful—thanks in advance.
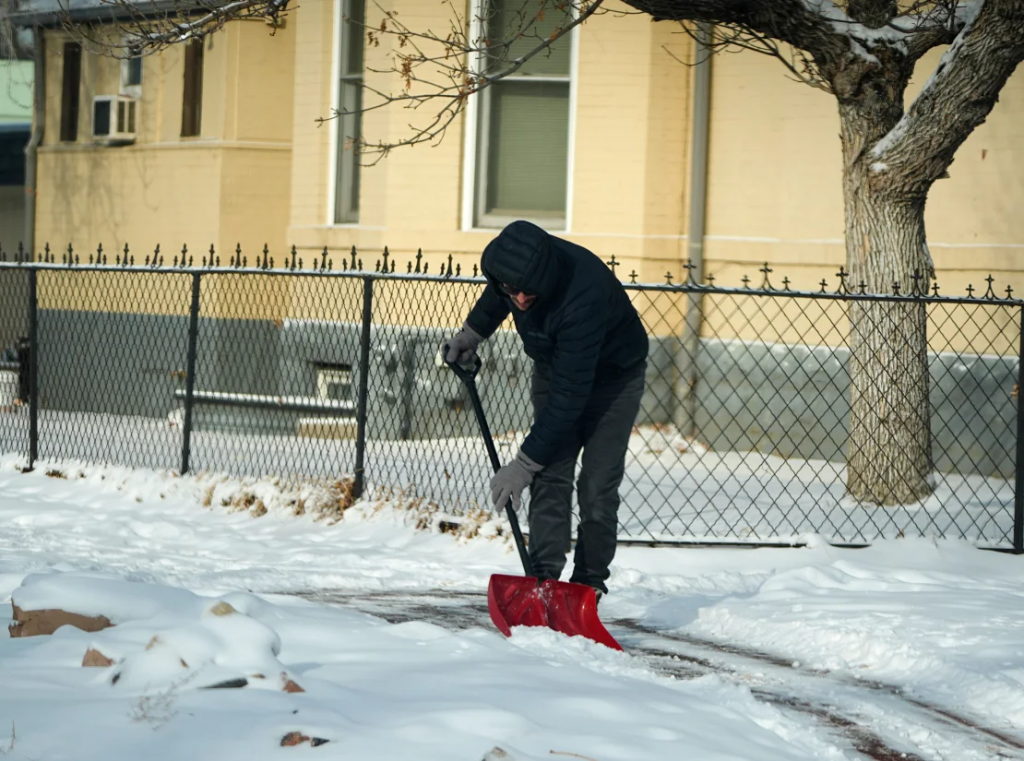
[445,353,535,577]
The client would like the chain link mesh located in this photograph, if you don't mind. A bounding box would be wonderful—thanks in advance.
[0,257,1019,548]
[0,266,29,457]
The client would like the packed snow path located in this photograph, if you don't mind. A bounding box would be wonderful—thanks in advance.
[294,589,1024,761]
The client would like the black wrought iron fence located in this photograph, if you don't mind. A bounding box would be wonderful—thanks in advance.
[1,244,1021,550]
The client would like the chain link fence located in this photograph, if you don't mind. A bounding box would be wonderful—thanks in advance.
[1,246,1021,549]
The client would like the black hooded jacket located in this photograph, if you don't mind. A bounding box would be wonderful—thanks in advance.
[465,221,649,467]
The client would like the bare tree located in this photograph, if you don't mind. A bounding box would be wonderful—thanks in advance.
[617,2,1024,506]
[38,0,1024,504]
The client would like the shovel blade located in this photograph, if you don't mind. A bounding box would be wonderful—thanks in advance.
[487,574,622,651]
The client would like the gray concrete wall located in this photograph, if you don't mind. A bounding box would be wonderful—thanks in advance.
[35,310,280,433]
[37,309,190,418]
[22,309,1019,479]
[693,338,1019,479]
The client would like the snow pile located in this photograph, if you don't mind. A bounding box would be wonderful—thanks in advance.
[12,572,299,693]
[0,453,512,547]
[679,543,1024,728]
[4,455,1024,758]
[3,569,840,761]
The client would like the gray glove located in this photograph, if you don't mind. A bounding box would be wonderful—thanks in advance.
[490,450,544,511]
[442,323,484,369]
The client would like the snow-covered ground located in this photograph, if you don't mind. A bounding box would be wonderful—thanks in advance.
[0,408,1014,546]
[2,455,1024,761]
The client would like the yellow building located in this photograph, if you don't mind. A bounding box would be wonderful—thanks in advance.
[10,0,1021,291]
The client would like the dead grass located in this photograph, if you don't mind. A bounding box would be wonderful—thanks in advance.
[128,671,198,728]
[372,484,506,543]
[10,461,509,547]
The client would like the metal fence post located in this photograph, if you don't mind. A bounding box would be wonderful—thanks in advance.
[353,276,374,498]
[27,267,38,469]
[180,272,202,475]
[1015,304,1024,553]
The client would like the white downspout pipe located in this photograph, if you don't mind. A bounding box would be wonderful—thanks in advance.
[676,22,712,438]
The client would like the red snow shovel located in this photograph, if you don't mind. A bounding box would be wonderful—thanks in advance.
[446,356,622,651]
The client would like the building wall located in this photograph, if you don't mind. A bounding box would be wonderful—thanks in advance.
[703,46,1024,298]
[286,0,694,279]
[34,23,295,263]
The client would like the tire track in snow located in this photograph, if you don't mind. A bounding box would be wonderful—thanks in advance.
[287,589,1024,761]
[617,618,1024,759]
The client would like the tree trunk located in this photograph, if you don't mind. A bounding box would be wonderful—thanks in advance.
[841,109,933,506]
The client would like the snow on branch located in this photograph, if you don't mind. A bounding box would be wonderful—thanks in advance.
[868,0,1023,185]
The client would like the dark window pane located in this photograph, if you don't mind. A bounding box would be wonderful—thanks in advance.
[93,99,111,137]
[60,42,82,142]
[342,0,365,76]
[483,80,569,217]
[181,38,204,137]
[485,0,572,77]
[126,57,143,87]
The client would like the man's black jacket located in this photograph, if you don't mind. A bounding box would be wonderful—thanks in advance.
[465,221,649,467]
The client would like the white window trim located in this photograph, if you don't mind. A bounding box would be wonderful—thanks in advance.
[317,365,354,401]
[460,1,579,233]
[120,44,143,99]
[327,0,363,226]
[326,0,342,225]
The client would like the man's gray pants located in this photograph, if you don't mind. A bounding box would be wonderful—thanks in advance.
[527,367,645,594]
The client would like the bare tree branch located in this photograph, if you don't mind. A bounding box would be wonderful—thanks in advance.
[316,0,608,161]
[620,0,852,66]
[870,0,1024,186]
[670,21,831,91]
[0,0,20,58]
[49,0,291,58]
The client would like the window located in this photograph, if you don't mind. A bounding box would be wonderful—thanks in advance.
[121,47,143,97]
[93,99,111,136]
[473,0,573,229]
[333,0,365,223]
[60,42,82,142]
[181,38,204,137]
[316,365,353,402]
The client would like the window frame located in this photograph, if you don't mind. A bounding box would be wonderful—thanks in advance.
[316,364,354,402]
[59,41,82,143]
[120,44,143,99]
[181,37,204,138]
[328,0,366,225]
[460,1,579,232]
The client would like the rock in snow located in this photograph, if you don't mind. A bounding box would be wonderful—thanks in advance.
[81,648,115,667]
[9,604,113,638]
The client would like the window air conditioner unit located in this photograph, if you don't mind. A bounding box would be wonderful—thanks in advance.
[92,95,138,144]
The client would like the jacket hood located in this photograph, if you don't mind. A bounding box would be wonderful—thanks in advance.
[480,221,562,301]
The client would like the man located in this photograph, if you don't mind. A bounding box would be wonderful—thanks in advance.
[443,220,648,598]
